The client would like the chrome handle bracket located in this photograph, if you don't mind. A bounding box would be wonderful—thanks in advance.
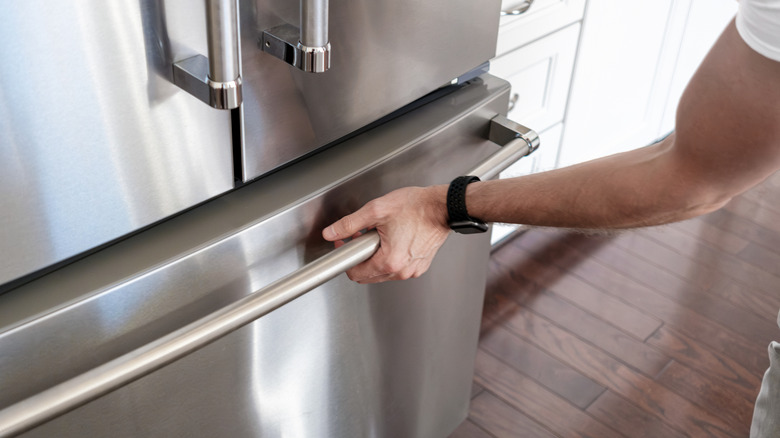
[261,24,331,73]
[470,115,540,181]
[172,0,242,109]
[173,55,242,110]
[489,114,540,153]
[260,0,331,73]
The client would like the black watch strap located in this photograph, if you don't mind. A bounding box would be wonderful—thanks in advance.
[447,176,488,234]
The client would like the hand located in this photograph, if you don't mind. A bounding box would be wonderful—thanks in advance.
[322,185,451,283]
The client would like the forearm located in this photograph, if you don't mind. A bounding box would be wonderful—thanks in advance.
[457,135,732,230]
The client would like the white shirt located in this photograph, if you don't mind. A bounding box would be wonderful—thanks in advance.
[737,0,780,61]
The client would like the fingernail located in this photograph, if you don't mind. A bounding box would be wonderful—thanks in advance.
[323,225,335,240]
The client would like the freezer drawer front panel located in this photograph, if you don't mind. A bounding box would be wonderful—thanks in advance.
[239,0,501,180]
[0,0,235,289]
[0,76,512,438]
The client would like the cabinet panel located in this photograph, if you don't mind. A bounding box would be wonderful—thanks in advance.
[497,0,586,56]
[660,0,737,133]
[558,0,677,167]
[491,24,579,134]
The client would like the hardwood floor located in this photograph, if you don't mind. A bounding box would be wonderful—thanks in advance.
[450,174,780,437]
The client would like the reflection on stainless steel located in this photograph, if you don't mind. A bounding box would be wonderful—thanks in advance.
[0,75,513,437]
[0,0,234,289]
[174,0,243,108]
[501,0,535,16]
[244,0,501,179]
[0,232,380,438]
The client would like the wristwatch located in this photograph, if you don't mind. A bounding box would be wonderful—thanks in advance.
[447,176,488,234]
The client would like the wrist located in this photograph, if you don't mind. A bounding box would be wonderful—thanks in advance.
[422,184,450,230]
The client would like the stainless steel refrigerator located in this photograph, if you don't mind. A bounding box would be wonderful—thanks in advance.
[0,1,537,436]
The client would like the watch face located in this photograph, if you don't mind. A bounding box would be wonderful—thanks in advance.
[449,220,489,234]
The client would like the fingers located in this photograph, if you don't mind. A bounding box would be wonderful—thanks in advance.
[344,247,434,284]
[322,207,376,242]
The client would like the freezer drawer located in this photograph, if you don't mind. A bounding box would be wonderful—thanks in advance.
[0,0,235,290]
[0,75,520,438]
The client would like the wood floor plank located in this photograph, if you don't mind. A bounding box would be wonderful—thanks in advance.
[738,242,780,278]
[479,319,606,409]
[723,196,780,234]
[586,391,687,438]
[646,326,762,402]
[448,420,494,438]
[708,280,780,323]
[492,241,663,341]
[489,294,738,437]
[742,171,780,213]
[655,361,757,435]
[504,236,769,376]
[700,207,780,253]
[606,234,779,345]
[626,227,780,299]
[674,218,750,255]
[638,223,748,260]
[474,349,624,438]
[469,392,558,438]
[490,260,670,376]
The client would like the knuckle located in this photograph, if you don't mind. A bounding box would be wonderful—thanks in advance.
[365,199,388,220]
[383,258,406,274]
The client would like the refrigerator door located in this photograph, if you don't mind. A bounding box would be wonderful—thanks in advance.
[239,0,501,181]
[0,75,512,438]
[0,0,235,290]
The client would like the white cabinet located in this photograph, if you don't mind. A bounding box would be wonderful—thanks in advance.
[497,0,586,56]
[660,0,737,133]
[558,0,738,167]
[557,0,677,166]
[492,23,579,134]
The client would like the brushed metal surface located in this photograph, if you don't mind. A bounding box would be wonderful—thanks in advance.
[0,232,381,438]
[0,0,234,288]
[241,0,501,180]
[0,75,511,438]
[0,110,537,437]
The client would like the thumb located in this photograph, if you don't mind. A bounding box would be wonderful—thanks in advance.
[322,209,372,242]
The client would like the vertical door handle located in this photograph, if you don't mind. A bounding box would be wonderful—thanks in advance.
[261,0,331,73]
[173,0,243,109]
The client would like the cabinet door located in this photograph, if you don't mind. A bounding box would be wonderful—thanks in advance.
[558,0,679,166]
[491,23,579,134]
[659,0,737,133]
[496,0,586,56]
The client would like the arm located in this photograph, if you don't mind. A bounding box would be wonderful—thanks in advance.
[324,19,780,283]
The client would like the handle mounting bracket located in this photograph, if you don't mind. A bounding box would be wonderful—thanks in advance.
[261,23,331,73]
